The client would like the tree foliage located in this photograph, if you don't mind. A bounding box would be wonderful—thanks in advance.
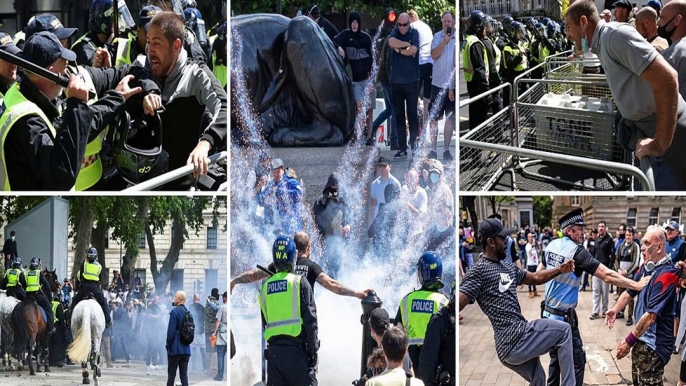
[533,196,553,229]
[486,196,515,216]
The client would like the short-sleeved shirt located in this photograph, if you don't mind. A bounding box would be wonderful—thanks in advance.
[268,257,323,293]
[215,303,228,345]
[525,243,539,267]
[626,259,679,364]
[431,30,456,88]
[459,256,528,361]
[591,20,657,121]
[401,185,427,235]
[411,20,434,65]
[365,367,424,386]
[663,37,686,102]
[370,174,401,218]
[389,26,420,84]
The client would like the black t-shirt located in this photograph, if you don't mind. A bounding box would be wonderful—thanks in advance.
[268,257,323,293]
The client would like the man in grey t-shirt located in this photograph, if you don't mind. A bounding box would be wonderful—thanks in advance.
[459,218,576,386]
[566,0,686,190]
[661,1,686,100]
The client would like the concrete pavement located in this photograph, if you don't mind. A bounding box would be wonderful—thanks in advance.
[459,285,682,385]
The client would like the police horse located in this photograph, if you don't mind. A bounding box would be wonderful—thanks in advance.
[9,296,51,374]
[67,298,105,384]
[0,290,19,368]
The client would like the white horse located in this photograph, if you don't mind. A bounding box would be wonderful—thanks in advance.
[67,299,105,385]
[0,290,20,367]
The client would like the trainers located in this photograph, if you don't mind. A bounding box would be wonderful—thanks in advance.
[589,313,599,320]
[616,312,624,319]
[428,150,437,159]
[626,317,633,326]
[147,365,155,371]
[393,150,407,159]
[443,150,454,161]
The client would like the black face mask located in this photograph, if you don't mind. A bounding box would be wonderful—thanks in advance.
[657,15,677,44]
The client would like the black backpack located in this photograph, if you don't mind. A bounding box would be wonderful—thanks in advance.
[179,306,195,345]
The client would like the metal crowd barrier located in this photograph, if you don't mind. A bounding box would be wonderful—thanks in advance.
[124,151,228,191]
[459,53,655,191]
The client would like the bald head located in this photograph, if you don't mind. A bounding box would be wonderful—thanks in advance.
[175,290,187,305]
[397,13,411,35]
[641,227,666,262]
[660,0,686,41]
[636,7,658,39]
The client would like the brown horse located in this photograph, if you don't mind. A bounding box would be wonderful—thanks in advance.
[43,270,60,299]
[9,298,50,375]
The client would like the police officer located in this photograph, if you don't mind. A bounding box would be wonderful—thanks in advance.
[72,0,115,66]
[49,295,67,367]
[0,34,21,97]
[540,208,649,386]
[148,0,207,63]
[497,15,514,52]
[259,236,318,386]
[183,8,210,62]
[115,6,162,66]
[501,21,528,107]
[25,14,79,49]
[0,257,25,300]
[483,16,502,114]
[71,247,111,327]
[210,21,227,89]
[0,31,141,191]
[417,281,455,386]
[463,11,490,131]
[395,251,449,374]
[18,257,55,335]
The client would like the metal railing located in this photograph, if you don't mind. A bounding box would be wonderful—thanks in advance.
[124,151,227,191]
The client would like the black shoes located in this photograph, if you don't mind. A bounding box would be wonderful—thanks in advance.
[589,313,599,320]
[393,150,407,159]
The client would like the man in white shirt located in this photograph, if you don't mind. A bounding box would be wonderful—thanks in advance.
[401,169,428,236]
[369,156,401,220]
[409,10,434,129]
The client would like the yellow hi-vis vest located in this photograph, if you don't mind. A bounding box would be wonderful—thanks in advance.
[71,66,105,191]
[51,300,59,323]
[503,45,528,72]
[0,83,57,190]
[259,272,303,341]
[5,268,19,287]
[71,34,98,64]
[115,33,138,67]
[212,51,227,88]
[13,31,25,45]
[462,34,489,83]
[25,269,41,292]
[399,290,449,346]
[494,43,502,73]
[82,260,102,282]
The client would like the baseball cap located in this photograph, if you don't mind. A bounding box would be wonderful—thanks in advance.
[0,33,21,56]
[601,9,612,16]
[26,15,78,42]
[368,308,390,332]
[270,158,285,170]
[667,221,680,231]
[377,156,389,166]
[479,218,514,241]
[22,31,76,67]
[306,4,321,17]
[613,0,633,10]
[139,5,163,31]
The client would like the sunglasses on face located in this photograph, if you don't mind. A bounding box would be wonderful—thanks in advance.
[398,23,409,27]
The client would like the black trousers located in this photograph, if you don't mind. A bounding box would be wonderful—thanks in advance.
[111,330,129,360]
[49,325,66,364]
[6,286,25,301]
[167,354,190,386]
[547,322,585,386]
[71,282,111,324]
[267,345,317,386]
[392,82,420,151]
[27,291,54,332]
[408,344,422,375]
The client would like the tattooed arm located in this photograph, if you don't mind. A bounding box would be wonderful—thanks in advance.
[230,269,269,293]
[316,273,371,300]
[616,312,658,359]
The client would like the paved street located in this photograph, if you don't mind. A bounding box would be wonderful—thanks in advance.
[0,361,224,386]
[459,283,683,385]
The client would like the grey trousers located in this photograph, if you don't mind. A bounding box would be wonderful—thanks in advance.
[592,276,609,315]
[502,319,575,386]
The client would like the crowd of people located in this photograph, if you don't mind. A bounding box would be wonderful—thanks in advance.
[0,0,227,191]
[459,206,686,385]
[0,246,228,386]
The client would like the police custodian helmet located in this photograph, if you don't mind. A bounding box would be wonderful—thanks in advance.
[417,251,444,289]
[113,111,169,185]
[272,235,297,272]
[29,257,39,269]
[87,247,98,261]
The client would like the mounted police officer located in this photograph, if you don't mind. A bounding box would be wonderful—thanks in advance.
[395,251,449,375]
[0,257,25,300]
[259,235,318,386]
[540,208,650,386]
[71,247,111,327]
[18,257,55,335]
[418,281,456,386]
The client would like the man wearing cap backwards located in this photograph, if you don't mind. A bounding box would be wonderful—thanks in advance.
[0,31,141,190]
[460,218,577,386]
[0,34,21,96]
[115,6,162,66]
[257,158,304,235]
[305,3,339,42]
[606,226,682,385]
[539,208,650,386]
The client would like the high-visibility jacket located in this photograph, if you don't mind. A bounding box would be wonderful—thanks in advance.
[25,269,41,292]
[462,34,489,83]
[51,300,59,323]
[82,260,102,282]
[399,290,449,346]
[5,268,19,287]
[71,66,104,191]
[258,272,303,341]
[0,83,57,190]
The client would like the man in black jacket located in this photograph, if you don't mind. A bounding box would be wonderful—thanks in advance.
[2,231,17,270]
[313,173,350,278]
[590,221,615,320]
[306,4,339,42]
[0,34,20,97]
[463,11,490,130]
[418,283,455,386]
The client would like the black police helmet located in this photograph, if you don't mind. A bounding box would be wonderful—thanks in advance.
[113,111,169,185]
[468,10,487,35]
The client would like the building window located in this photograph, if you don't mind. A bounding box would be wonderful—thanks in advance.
[672,208,682,223]
[649,208,659,226]
[207,227,217,249]
[205,269,217,296]
[571,196,580,206]
[627,208,637,228]
[138,232,146,249]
